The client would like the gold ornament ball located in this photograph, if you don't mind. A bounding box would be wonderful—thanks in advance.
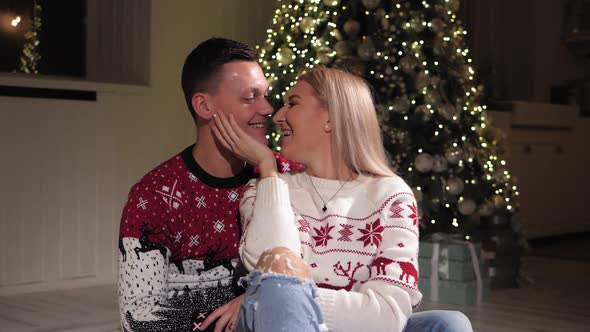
[445,146,463,164]
[458,199,477,215]
[392,97,411,113]
[300,17,315,34]
[278,48,295,65]
[409,17,424,32]
[447,0,460,12]
[415,153,434,173]
[447,177,465,195]
[317,46,334,64]
[362,0,381,10]
[430,18,445,32]
[343,19,361,36]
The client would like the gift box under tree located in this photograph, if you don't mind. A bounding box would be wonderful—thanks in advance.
[418,235,491,305]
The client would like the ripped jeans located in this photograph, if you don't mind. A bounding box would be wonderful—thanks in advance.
[236,270,326,332]
[236,271,472,332]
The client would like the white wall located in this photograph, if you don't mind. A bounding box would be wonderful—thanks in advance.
[0,0,276,295]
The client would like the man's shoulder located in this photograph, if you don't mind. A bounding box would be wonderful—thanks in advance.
[133,147,191,188]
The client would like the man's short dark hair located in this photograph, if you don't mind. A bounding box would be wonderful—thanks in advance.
[181,37,258,119]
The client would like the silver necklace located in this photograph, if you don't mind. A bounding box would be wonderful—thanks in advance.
[308,173,353,212]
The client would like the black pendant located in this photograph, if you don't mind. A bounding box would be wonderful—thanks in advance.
[322,205,327,212]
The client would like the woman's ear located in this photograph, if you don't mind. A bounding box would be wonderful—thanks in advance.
[192,93,213,120]
[323,120,332,133]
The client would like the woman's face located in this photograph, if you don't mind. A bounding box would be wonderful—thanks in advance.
[272,80,330,163]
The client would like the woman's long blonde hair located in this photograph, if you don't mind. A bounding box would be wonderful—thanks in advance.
[298,67,395,177]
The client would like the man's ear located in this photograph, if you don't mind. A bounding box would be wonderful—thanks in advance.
[192,93,213,120]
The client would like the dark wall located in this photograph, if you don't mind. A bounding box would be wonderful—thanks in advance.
[460,0,586,103]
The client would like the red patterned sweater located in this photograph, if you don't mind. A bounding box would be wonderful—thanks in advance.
[118,145,254,332]
[239,172,422,332]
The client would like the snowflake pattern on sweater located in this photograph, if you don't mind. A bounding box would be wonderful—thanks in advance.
[118,145,254,332]
[239,173,422,332]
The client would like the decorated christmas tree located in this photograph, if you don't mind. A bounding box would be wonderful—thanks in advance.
[258,0,522,242]
[18,0,42,74]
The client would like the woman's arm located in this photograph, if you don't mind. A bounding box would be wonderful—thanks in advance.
[239,177,302,271]
[211,112,303,270]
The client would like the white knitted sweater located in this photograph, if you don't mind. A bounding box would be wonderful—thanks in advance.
[239,172,422,332]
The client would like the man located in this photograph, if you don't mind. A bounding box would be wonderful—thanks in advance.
[118,37,273,332]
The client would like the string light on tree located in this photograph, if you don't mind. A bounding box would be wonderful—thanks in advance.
[18,0,42,74]
[11,16,21,27]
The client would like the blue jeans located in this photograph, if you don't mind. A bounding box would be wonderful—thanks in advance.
[405,310,473,332]
[236,271,325,332]
[236,271,472,332]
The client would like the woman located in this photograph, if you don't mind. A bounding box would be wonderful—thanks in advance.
[205,68,472,332]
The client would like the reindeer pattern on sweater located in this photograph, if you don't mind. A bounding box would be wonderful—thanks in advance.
[118,146,253,332]
[239,173,422,332]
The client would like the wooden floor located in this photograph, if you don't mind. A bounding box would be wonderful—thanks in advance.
[418,256,590,331]
[0,256,588,332]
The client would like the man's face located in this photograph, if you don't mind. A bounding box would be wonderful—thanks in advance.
[207,61,273,144]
